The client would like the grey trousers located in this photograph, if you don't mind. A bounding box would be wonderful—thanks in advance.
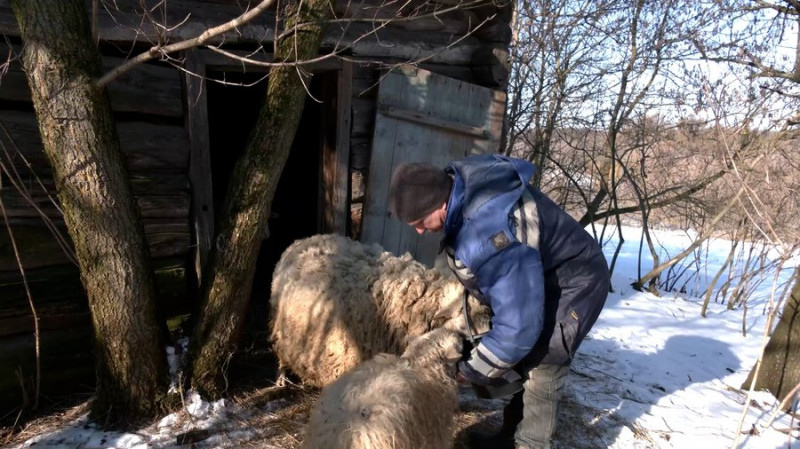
[500,364,570,449]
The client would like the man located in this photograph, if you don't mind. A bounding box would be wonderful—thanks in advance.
[387,154,609,449]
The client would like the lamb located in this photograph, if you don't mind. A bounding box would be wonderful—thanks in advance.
[269,233,490,388]
[302,327,464,449]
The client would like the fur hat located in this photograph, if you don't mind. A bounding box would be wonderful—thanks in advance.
[388,162,452,222]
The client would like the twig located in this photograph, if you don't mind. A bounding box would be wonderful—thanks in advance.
[98,0,277,88]
[2,401,23,446]
[0,196,40,410]
[762,381,800,432]
[0,123,77,266]
[732,262,787,448]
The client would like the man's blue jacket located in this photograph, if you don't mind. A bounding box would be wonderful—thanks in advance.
[443,154,609,379]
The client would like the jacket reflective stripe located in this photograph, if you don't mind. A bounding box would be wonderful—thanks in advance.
[469,342,515,378]
[512,188,540,250]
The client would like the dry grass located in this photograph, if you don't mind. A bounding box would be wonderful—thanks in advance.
[1,372,658,449]
[1,397,91,447]
[0,383,505,448]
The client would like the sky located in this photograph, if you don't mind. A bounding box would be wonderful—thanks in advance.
[5,225,799,449]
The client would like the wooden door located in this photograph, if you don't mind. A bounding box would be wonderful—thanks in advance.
[361,66,505,266]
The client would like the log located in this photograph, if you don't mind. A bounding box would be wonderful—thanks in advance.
[0,0,277,45]
[0,112,190,171]
[323,22,487,65]
[0,189,190,220]
[0,217,190,270]
[0,264,85,320]
[0,325,94,415]
[0,45,182,117]
[0,258,189,333]
[0,255,189,414]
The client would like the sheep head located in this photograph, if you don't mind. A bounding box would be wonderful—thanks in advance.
[402,328,463,371]
[430,280,491,337]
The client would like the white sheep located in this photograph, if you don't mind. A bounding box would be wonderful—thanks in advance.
[302,327,463,449]
[269,233,489,388]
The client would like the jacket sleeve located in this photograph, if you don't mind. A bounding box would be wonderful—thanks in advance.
[464,242,545,378]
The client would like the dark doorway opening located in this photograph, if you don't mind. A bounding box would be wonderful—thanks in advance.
[205,70,336,364]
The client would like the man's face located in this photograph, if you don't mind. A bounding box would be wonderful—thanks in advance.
[407,204,446,235]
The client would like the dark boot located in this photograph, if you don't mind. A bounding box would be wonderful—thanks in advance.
[465,387,523,448]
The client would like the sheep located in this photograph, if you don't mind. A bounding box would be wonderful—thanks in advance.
[302,327,463,449]
[269,233,490,388]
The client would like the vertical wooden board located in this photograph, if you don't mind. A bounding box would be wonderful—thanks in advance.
[460,82,482,155]
[384,68,440,258]
[184,49,214,285]
[322,62,352,235]
[334,62,353,234]
[412,74,467,265]
[486,89,506,154]
[380,69,430,255]
[360,71,405,245]
[361,66,506,265]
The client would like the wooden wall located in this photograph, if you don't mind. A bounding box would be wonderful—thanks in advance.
[0,0,511,415]
[0,46,192,412]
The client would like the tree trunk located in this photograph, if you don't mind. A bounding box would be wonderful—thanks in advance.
[743,266,800,411]
[188,0,332,398]
[11,0,168,424]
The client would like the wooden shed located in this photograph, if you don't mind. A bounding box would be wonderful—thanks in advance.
[0,0,510,414]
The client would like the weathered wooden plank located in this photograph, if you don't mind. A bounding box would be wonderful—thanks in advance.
[332,0,476,35]
[0,325,93,414]
[0,312,90,339]
[0,191,189,220]
[0,112,189,171]
[0,258,188,320]
[360,68,404,247]
[118,122,191,170]
[0,264,84,313]
[360,66,505,265]
[408,70,450,264]
[3,173,188,199]
[0,217,190,270]
[324,22,486,65]
[0,255,188,411]
[0,0,502,68]
[417,62,475,84]
[184,49,214,286]
[0,45,182,117]
[378,104,492,138]
[0,0,277,45]
[322,61,352,235]
[0,173,188,223]
[143,220,193,257]
[0,220,75,271]
[387,69,439,260]
[102,57,183,117]
[130,174,191,195]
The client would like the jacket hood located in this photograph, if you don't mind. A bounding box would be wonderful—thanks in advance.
[444,154,535,237]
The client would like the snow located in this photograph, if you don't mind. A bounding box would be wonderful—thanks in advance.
[8,226,800,448]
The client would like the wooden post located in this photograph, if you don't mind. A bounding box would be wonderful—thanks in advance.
[322,60,352,235]
[183,49,214,285]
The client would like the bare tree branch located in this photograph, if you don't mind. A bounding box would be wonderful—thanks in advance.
[98,0,276,88]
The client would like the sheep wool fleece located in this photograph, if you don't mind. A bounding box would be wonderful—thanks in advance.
[443,154,609,379]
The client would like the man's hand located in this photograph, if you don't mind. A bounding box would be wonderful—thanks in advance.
[456,360,495,386]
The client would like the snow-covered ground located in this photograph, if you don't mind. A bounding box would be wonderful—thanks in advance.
[7,226,800,448]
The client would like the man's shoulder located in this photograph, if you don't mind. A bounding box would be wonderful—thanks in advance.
[450,217,517,274]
